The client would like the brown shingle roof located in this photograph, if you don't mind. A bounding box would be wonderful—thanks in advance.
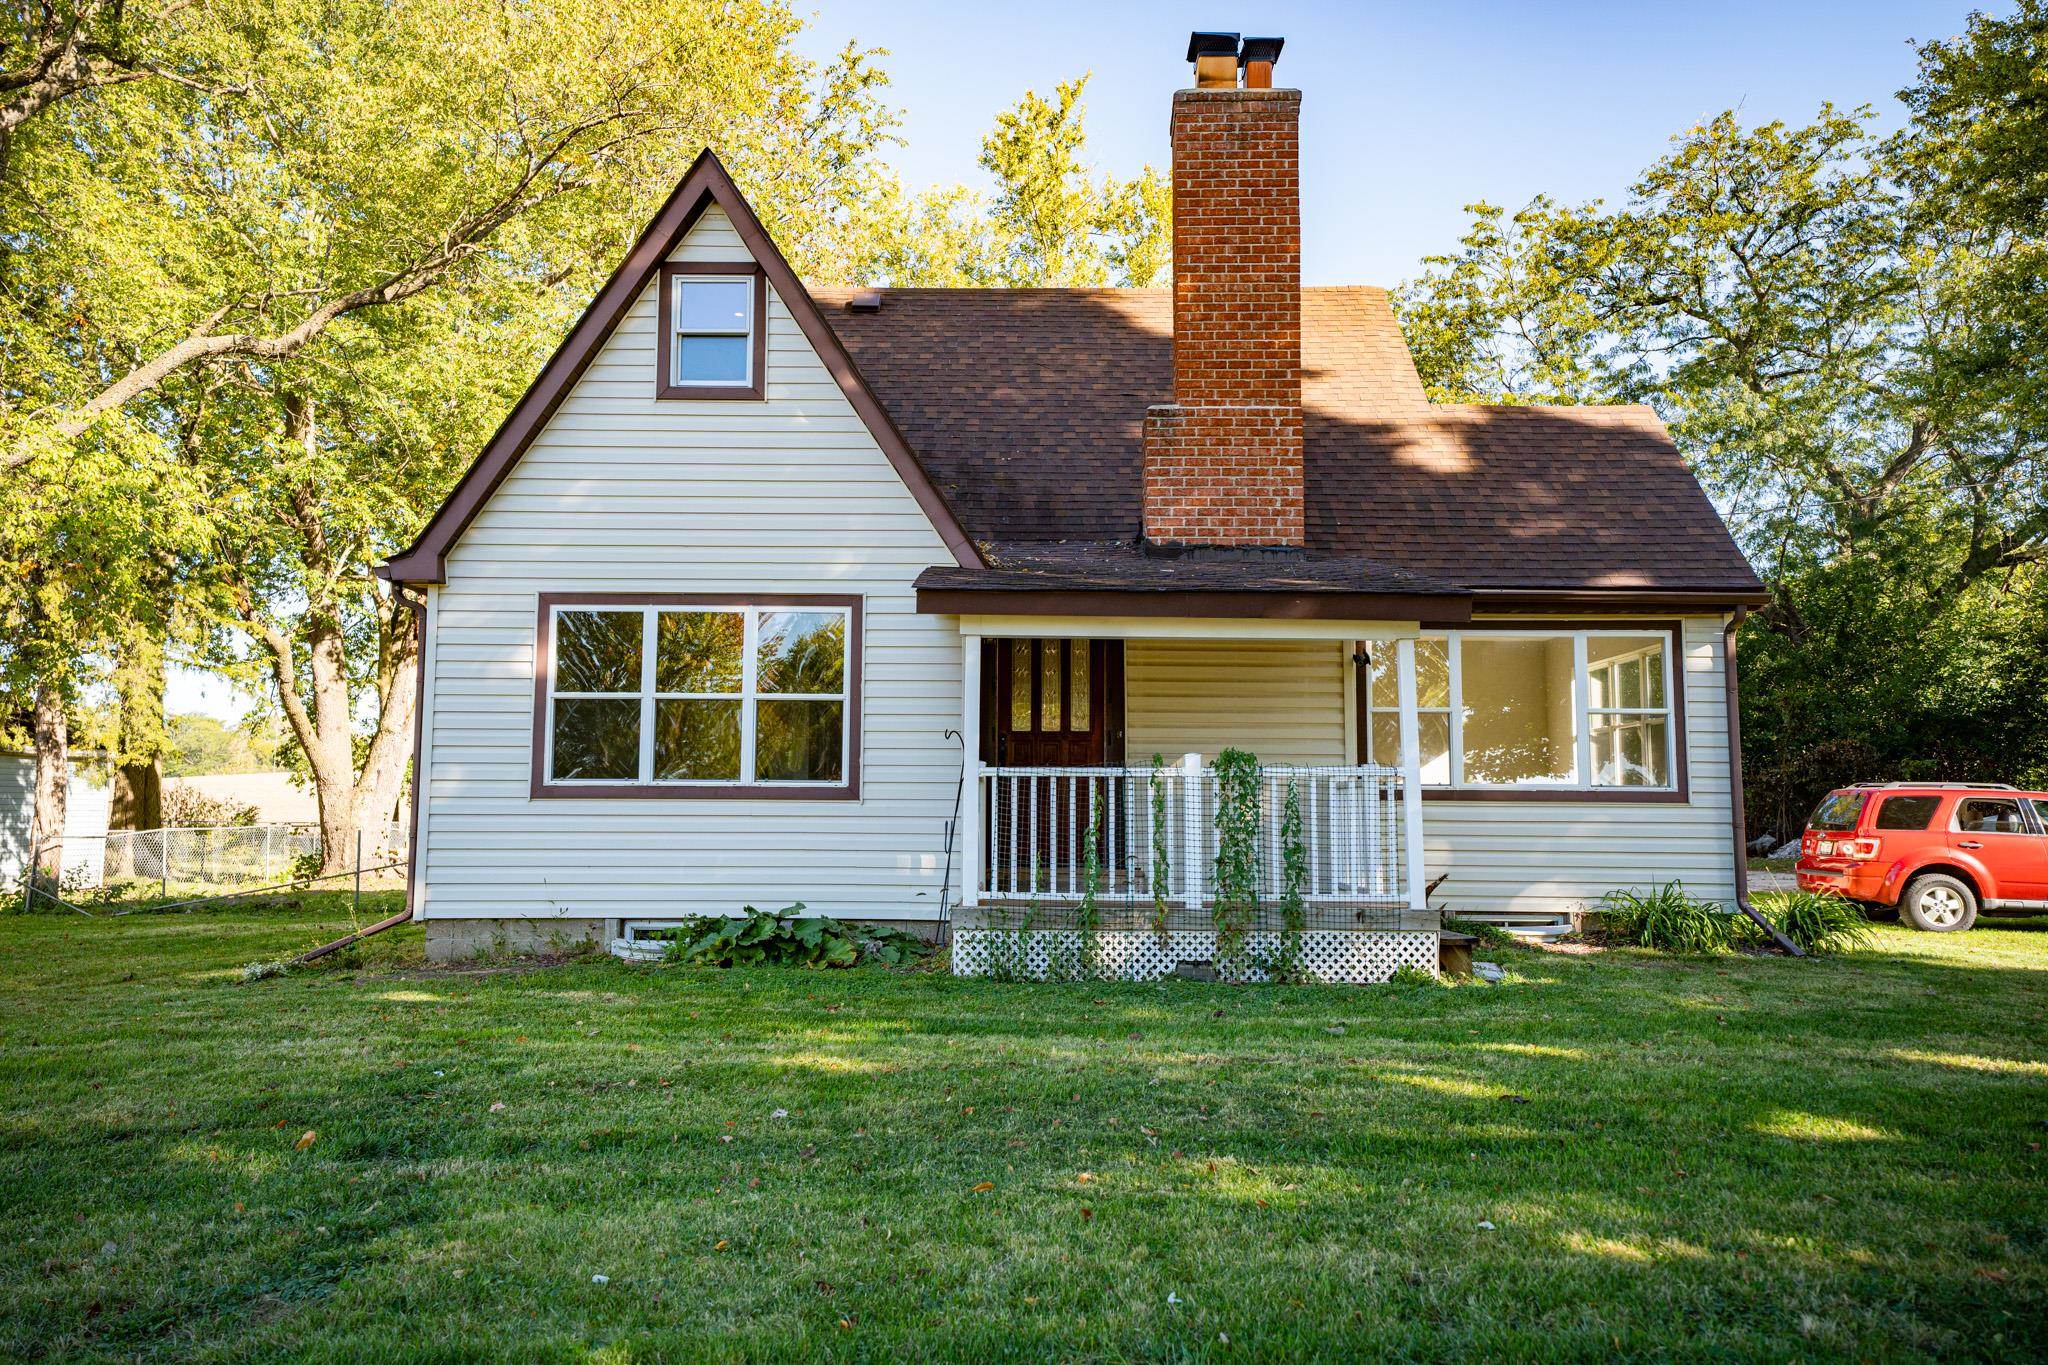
[811,286,1763,601]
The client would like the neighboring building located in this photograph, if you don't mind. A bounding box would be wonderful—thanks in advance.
[380,33,1766,970]
[163,772,321,827]
[0,753,111,889]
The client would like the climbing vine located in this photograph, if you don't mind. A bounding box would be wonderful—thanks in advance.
[1269,777,1309,981]
[1077,786,1103,977]
[1149,752,1171,940]
[1210,747,1262,975]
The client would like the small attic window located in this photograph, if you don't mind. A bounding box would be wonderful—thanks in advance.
[656,263,766,400]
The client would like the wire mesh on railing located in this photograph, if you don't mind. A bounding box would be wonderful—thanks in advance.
[977,763,1410,932]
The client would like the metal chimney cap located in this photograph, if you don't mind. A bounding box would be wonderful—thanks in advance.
[1238,36,1284,66]
[1185,31,1240,62]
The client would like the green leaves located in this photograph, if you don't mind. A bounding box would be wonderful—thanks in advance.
[663,905,931,970]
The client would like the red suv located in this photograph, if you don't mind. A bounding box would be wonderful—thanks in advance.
[1796,784,2048,931]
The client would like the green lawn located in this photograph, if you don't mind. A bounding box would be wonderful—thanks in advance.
[2,900,2044,1361]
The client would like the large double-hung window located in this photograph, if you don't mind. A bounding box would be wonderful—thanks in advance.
[536,596,858,798]
[1364,628,1682,795]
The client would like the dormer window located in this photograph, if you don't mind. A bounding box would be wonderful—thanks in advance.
[656,263,766,400]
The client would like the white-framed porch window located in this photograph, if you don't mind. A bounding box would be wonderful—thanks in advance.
[544,602,850,790]
[669,275,756,387]
[1365,629,1679,792]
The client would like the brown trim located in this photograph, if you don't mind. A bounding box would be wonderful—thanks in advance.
[1473,587,1771,611]
[1725,608,1749,904]
[654,263,767,400]
[378,149,982,584]
[916,587,1474,623]
[400,585,429,920]
[529,591,862,801]
[1368,618,1693,806]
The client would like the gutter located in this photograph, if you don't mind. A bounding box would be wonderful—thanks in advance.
[1724,609,1804,957]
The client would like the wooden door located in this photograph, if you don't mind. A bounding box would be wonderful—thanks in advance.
[980,640,1124,895]
[984,639,1121,768]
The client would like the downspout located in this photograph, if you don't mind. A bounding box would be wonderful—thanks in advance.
[1724,609,1804,957]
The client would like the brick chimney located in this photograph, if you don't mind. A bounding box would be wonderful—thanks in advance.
[1143,32,1304,548]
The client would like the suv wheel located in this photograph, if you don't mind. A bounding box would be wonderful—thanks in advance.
[1901,874,1978,932]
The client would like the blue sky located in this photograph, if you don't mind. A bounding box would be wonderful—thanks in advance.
[795,0,1978,286]
[167,0,1982,722]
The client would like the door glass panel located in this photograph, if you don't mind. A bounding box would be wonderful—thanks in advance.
[1069,646,1090,731]
[1010,645,1031,730]
[1038,641,1062,732]
[1956,798,2027,834]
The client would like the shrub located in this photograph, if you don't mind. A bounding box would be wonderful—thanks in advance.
[1750,889,1875,955]
[1441,915,1516,949]
[1597,882,1737,952]
[664,904,932,969]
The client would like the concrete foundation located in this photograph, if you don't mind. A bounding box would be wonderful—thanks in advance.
[422,914,943,962]
[422,917,604,963]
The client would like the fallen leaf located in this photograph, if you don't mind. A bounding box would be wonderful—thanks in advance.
[1080,1207,1093,1221]
[1076,1172,1095,1183]
[970,1181,994,1194]
[714,1239,729,1251]
[293,1130,317,1151]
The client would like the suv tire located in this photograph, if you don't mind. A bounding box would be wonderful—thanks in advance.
[1900,873,1978,932]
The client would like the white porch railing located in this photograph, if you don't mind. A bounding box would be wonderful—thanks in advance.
[975,757,1415,912]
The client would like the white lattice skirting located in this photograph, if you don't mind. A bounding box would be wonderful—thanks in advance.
[950,929,1439,983]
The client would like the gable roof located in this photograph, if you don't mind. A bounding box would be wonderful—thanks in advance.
[378,150,984,584]
[809,287,1766,606]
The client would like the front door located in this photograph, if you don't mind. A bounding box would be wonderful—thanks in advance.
[984,639,1121,768]
[980,640,1124,894]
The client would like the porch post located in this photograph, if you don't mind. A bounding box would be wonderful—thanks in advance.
[1394,638,1428,913]
[959,632,981,908]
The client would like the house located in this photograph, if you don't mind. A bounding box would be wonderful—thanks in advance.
[380,32,1766,975]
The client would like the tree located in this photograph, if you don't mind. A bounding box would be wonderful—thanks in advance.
[1394,83,2048,832]
[870,75,1170,287]
[4,0,908,872]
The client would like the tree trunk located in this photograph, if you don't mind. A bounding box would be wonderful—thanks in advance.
[109,620,167,831]
[29,680,69,881]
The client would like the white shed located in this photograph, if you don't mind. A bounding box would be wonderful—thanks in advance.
[0,752,111,890]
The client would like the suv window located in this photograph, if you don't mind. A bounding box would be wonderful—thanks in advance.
[1955,797,2031,835]
[1874,795,1942,831]
[1809,791,1867,832]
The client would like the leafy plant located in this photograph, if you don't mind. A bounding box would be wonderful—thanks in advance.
[666,904,931,970]
[1210,747,1262,977]
[1076,787,1102,978]
[1266,777,1309,982]
[1597,882,1737,953]
[1388,963,1440,986]
[1441,915,1517,949]
[1149,752,1171,939]
[1750,889,1875,955]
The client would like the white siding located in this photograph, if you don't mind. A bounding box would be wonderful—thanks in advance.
[0,754,111,888]
[418,209,964,922]
[1124,639,1349,765]
[1425,616,1738,916]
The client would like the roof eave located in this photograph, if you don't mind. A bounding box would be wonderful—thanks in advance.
[915,585,1475,624]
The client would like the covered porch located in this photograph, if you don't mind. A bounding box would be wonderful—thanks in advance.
[947,613,1442,982]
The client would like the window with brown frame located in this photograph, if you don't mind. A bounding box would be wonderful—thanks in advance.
[655,263,768,400]
[532,594,859,799]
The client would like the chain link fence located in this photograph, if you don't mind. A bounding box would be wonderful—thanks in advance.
[22,823,407,904]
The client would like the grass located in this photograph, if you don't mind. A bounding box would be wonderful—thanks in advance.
[2,896,2045,1360]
